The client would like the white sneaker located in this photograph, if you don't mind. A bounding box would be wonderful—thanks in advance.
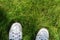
[9,22,22,40]
[35,28,49,40]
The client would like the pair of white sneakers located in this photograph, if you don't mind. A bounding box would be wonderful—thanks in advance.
[9,22,49,40]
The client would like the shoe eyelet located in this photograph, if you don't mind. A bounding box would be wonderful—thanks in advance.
[9,39,14,40]
[41,39,43,40]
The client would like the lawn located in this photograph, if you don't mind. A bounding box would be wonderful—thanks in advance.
[0,0,60,40]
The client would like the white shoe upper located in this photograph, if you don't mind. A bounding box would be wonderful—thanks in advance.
[35,28,49,40]
[9,23,49,40]
[9,22,22,40]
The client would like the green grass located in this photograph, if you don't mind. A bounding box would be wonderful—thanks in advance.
[0,0,60,40]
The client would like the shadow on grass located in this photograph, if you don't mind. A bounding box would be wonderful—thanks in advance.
[0,7,8,23]
[0,7,8,40]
